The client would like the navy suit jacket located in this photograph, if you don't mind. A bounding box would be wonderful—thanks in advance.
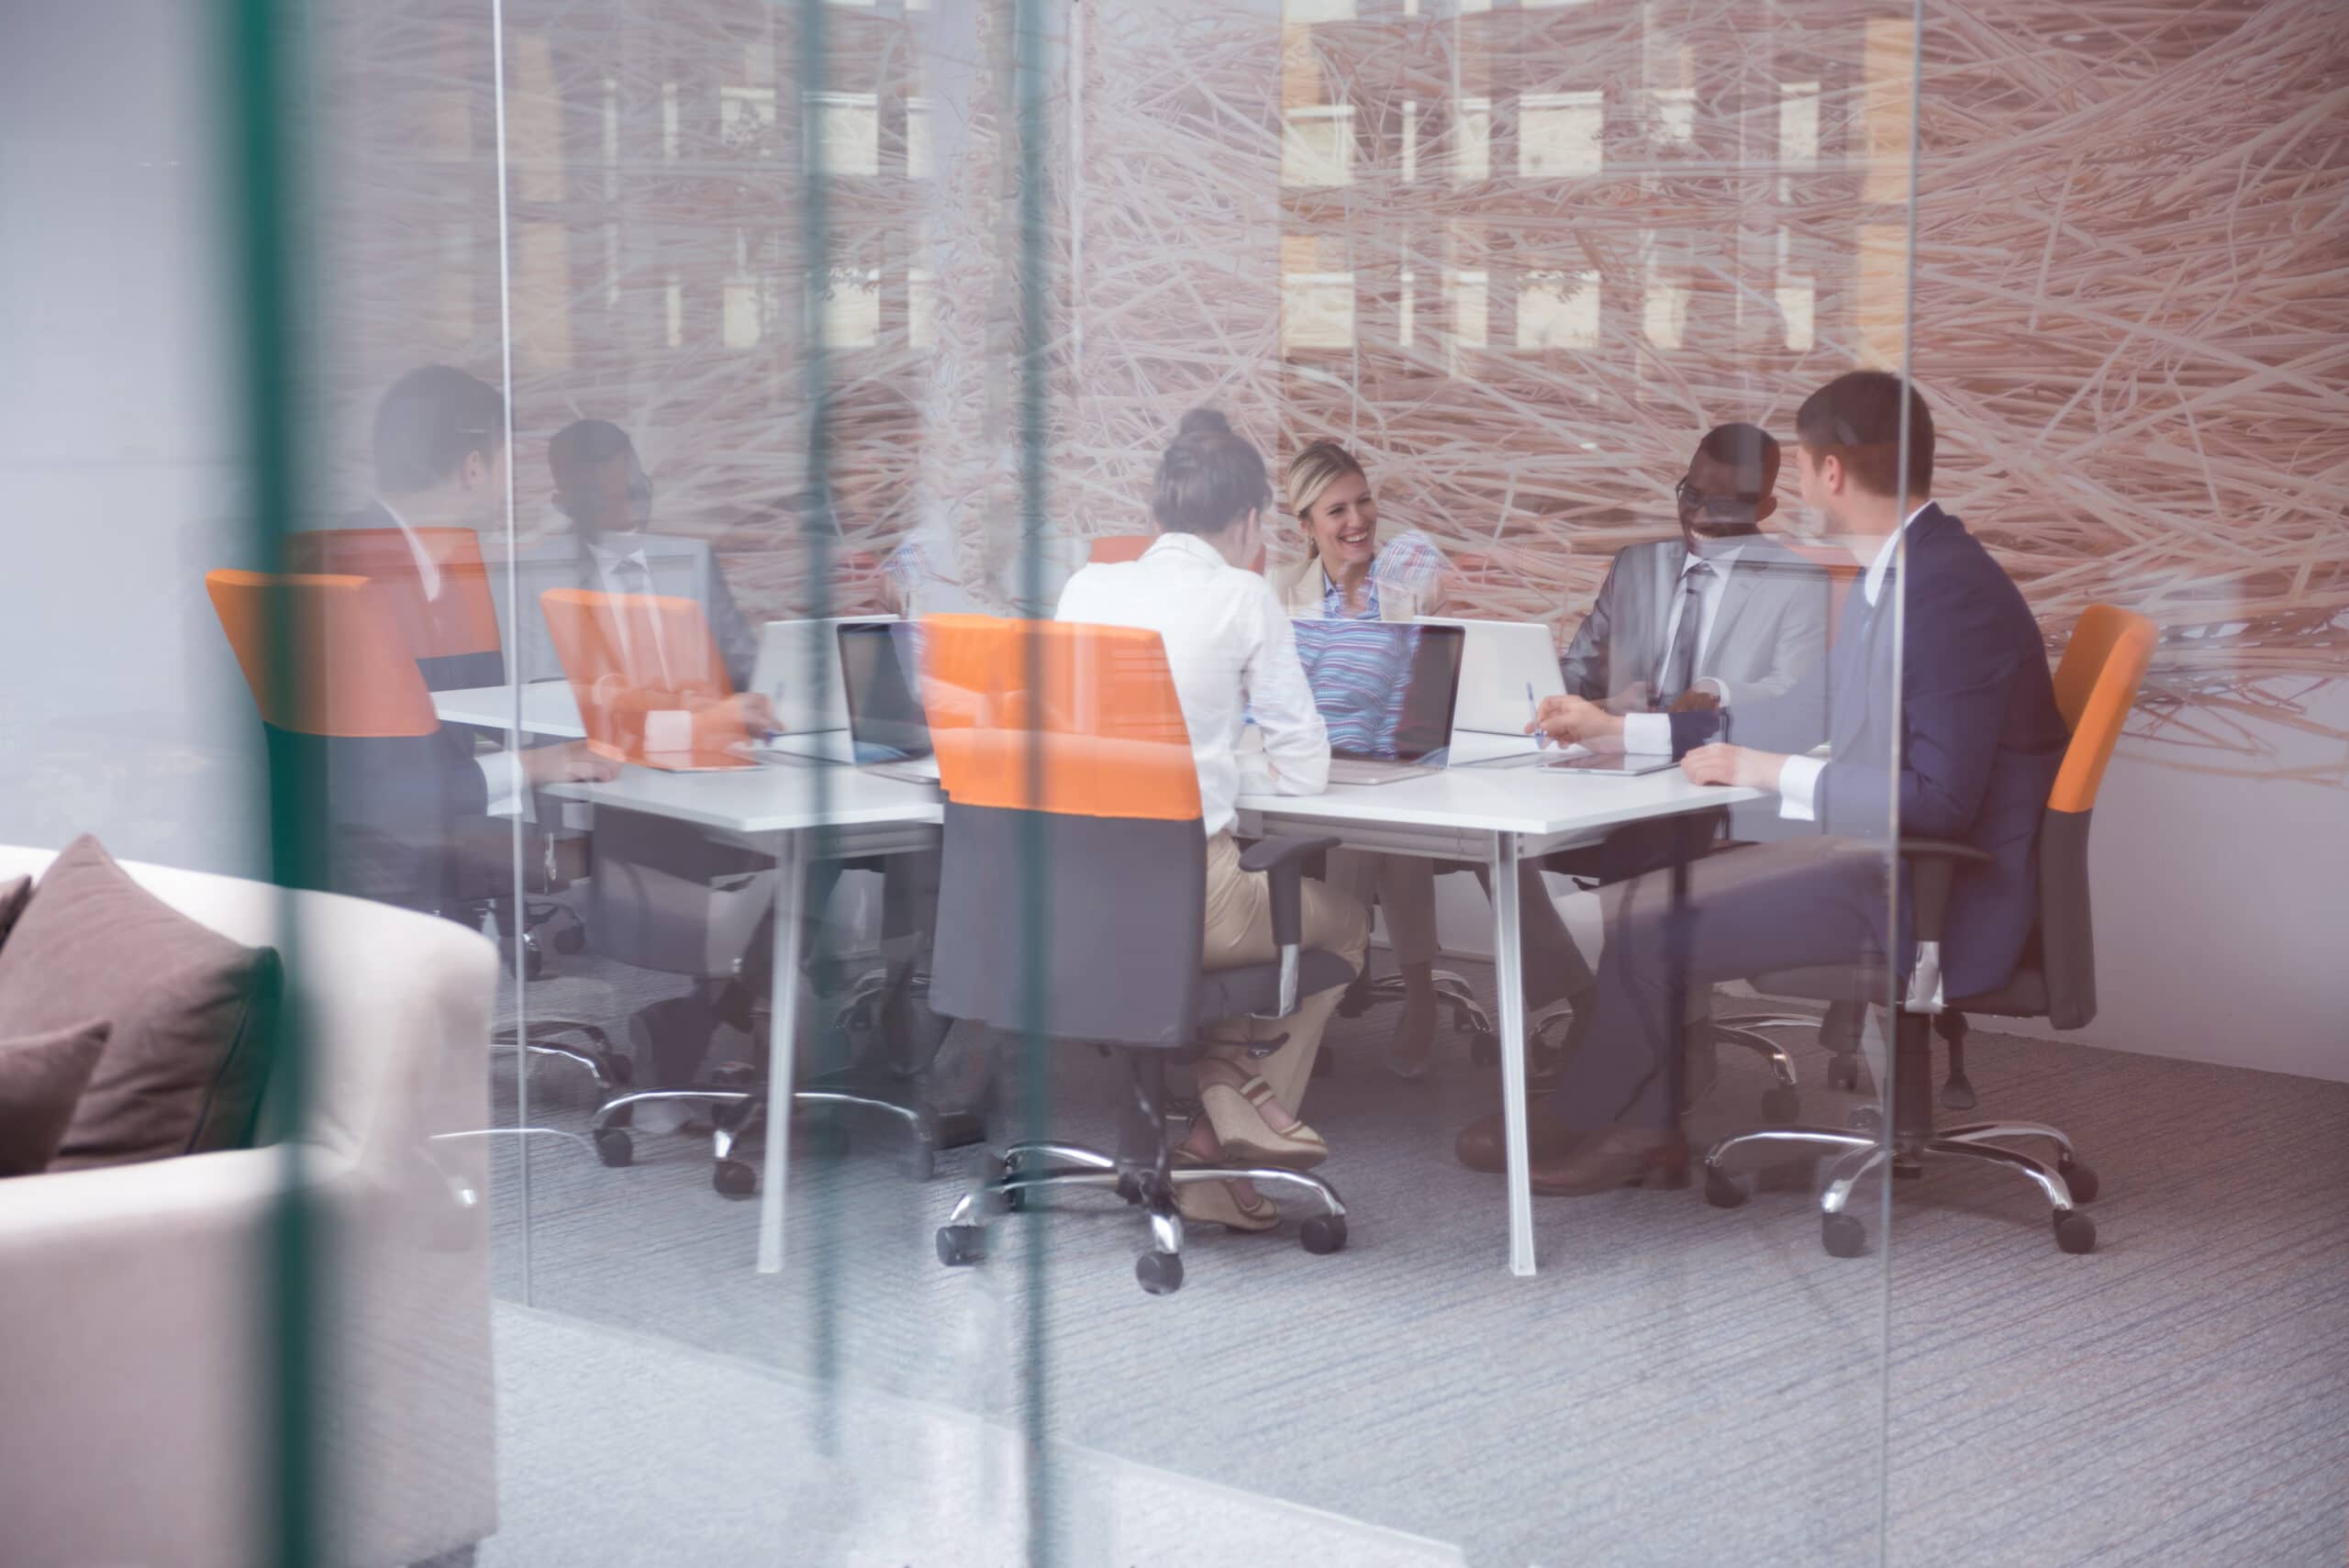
[1669,506,2068,1000]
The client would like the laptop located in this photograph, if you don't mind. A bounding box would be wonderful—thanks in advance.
[1420,617,1566,735]
[748,616,899,737]
[1288,619,1465,786]
[762,621,940,784]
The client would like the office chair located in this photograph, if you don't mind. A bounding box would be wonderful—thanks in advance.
[205,569,632,1095]
[536,587,964,1192]
[1701,604,2157,1256]
[919,615,1357,1296]
[289,526,590,981]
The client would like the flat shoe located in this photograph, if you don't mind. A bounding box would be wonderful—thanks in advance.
[1170,1152,1279,1232]
[1197,1069,1328,1170]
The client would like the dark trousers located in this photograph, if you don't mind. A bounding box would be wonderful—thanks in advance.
[1549,836,1887,1131]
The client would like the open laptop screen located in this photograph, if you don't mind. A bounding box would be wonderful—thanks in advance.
[837,620,934,762]
[1287,619,1464,762]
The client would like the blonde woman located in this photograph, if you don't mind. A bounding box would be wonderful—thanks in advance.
[1274,439,1593,1075]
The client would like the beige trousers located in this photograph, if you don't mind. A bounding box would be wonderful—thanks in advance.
[1198,832,1372,1116]
[1323,848,1440,968]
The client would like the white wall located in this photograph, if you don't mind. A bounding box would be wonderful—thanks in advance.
[0,0,263,875]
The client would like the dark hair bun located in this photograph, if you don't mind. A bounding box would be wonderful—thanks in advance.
[1177,407,1234,439]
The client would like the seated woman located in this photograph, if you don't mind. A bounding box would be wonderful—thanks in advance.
[1055,409,1371,1233]
[1272,440,1593,1076]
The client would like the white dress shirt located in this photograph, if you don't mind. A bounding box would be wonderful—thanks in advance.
[382,499,526,816]
[1775,503,1932,821]
[1054,531,1330,837]
[1620,540,1748,755]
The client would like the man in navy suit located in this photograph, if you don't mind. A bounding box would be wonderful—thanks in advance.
[1456,371,2070,1192]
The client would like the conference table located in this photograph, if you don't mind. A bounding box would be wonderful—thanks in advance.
[434,682,1759,1278]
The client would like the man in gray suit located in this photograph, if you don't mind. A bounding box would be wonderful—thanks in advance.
[1560,422,1831,726]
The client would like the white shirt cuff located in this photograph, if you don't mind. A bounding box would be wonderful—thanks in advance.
[1776,753,1825,821]
[475,751,532,820]
[1620,712,1673,755]
[1696,675,1730,704]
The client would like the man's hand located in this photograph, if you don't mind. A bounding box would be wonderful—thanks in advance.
[1667,686,1722,714]
[1680,742,1786,791]
[520,740,622,786]
[1530,694,1625,750]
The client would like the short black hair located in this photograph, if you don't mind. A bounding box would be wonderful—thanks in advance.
[1692,422,1780,494]
[372,365,506,494]
[1795,371,1933,496]
[548,417,633,481]
[1151,407,1270,535]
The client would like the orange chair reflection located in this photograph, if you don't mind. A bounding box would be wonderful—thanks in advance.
[540,587,754,772]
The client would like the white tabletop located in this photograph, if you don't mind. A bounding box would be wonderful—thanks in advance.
[1237,749,1758,839]
[436,681,585,739]
[544,761,943,837]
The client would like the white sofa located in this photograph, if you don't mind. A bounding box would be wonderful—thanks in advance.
[0,846,500,1568]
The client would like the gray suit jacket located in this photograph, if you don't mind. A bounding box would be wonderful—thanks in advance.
[1557,535,1831,710]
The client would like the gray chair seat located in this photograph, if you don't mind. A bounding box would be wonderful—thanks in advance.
[1188,950,1356,1033]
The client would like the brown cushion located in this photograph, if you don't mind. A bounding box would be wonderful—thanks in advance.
[0,837,282,1171]
[0,1020,109,1176]
[0,874,30,951]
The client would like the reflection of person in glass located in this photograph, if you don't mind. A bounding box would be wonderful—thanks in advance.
[1470,373,2068,1193]
[1275,440,1583,1077]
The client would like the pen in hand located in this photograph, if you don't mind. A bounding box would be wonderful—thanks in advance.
[1526,682,1552,750]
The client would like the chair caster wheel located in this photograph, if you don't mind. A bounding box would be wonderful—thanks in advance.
[1760,1085,1800,1122]
[1848,1106,1883,1135]
[713,1159,759,1198]
[1299,1214,1348,1255]
[1135,1251,1185,1295]
[1821,1211,1867,1258]
[2054,1210,2097,1254]
[980,1182,1025,1216]
[1703,1166,1747,1208]
[937,1224,985,1267]
[592,1129,633,1168]
[1827,1055,1861,1092]
[1469,1032,1498,1068]
[2058,1161,2099,1204]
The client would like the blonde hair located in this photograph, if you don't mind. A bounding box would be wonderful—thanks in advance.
[1284,439,1370,559]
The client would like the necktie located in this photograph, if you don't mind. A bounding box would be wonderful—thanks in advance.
[1654,560,1712,708]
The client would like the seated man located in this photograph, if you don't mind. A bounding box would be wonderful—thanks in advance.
[1460,371,2068,1190]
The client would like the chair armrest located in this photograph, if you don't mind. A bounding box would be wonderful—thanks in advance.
[1897,837,1995,943]
[1240,834,1342,950]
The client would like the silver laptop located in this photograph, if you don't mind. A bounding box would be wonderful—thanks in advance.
[749,616,899,737]
[1419,617,1565,736]
[760,621,939,784]
[1289,620,1465,786]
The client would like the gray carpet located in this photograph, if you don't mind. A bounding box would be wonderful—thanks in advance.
[479,948,2349,1568]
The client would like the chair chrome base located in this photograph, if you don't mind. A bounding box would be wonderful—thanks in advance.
[495,1020,634,1094]
[584,1072,971,1194]
[936,1140,1350,1296]
[1702,1121,2099,1257]
[1329,968,1497,1073]
[1528,1004,1804,1118]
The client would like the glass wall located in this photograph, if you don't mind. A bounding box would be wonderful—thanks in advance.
[61,2,2349,1566]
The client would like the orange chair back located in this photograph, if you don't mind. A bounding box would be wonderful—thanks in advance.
[286,527,503,667]
[206,570,441,739]
[540,587,752,771]
[919,614,1199,822]
[1085,535,1153,566]
[2047,604,2155,816]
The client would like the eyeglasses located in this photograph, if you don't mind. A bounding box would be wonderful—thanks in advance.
[1674,476,1764,516]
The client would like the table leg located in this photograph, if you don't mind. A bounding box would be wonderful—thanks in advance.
[756,832,806,1275]
[1491,831,1536,1277]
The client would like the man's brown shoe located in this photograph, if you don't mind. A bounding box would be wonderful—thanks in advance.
[1454,1105,1581,1173]
[1526,1125,1690,1195]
